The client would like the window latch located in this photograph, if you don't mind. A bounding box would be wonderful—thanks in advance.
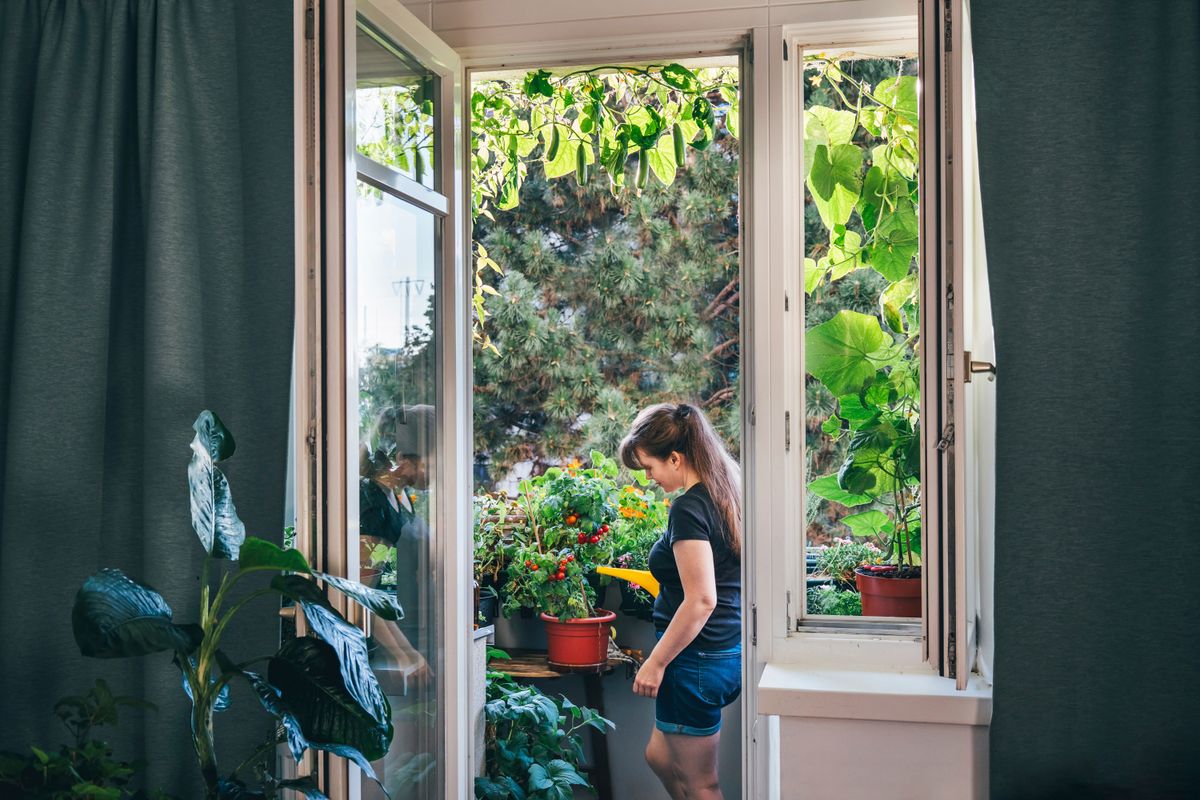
[963,350,996,383]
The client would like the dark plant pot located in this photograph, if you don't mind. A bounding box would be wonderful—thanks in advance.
[541,610,616,669]
[478,592,500,625]
[618,582,655,622]
[855,568,921,617]
[586,572,609,610]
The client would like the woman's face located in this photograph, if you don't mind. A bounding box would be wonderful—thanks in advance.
[635,448,688,494]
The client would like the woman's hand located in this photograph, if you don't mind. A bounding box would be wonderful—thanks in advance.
[633,656,666,698]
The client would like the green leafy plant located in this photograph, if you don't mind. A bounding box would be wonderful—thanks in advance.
[70,411,406,800]
[0,680,163,800]
[801,54,923,575]
[501,453,621,620]
[806,586,863,617]
[475,649,613,800]
[473,492,528,587]
[813,536,885,586]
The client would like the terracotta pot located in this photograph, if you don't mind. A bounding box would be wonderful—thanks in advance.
[540,610,616,669]
[855,568,921,617]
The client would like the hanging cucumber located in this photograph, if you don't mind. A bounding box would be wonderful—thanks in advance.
[672,123,685,165]
[575,143,588,184]
[545,126,561,161]
[637,148,650,190]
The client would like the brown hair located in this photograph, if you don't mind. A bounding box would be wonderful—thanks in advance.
[618,402,742,558]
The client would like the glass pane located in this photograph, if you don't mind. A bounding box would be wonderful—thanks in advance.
[354,181,440,798]
[802,52,921,618]
[355,19,438,189]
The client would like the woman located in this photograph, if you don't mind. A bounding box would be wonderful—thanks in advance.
[619,402,742,800]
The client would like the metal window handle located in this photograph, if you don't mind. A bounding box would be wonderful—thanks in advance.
[964,350,996,382]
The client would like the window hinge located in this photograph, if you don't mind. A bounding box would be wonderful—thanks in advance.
[749,403,756,426]
[304,4,314,40]
[784,411,791,451]
[783,40,789,61]
[943,0,953,51]
[785,590,793,631]
[751,604,757,646]
[784,291,790,312]
[305,423,318,456]
[936,423,954,452]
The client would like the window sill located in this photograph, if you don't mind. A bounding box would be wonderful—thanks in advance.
[757,662,992,726]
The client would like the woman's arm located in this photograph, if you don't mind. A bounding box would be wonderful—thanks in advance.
[632,539,717,698]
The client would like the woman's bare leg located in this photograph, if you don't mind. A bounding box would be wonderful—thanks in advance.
[663,730,722,800]
[645,728,685,799]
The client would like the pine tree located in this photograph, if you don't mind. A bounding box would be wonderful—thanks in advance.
[472,120,741,486]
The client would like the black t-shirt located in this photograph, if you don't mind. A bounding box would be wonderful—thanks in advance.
[647,482,741,650]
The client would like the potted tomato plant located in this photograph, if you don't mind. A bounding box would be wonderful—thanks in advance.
[501,452,619,669]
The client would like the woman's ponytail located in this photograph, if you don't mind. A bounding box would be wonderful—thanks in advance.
[619,402,742,558]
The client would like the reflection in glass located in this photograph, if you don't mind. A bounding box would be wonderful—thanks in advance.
[355,182,439,798]
[356,20,438,189]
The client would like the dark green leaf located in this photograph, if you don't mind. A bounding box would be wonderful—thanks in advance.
[522,70,554,99]
[189,417,246,559]
[241,668,309,764]
[312,572,404,622]
[238,537,311,573]
[72,569,202,658]
[268,637,392,764]
[192,410,236,462]
[807,144,863,228]
[270,576,390,729]
[177,655,231,712]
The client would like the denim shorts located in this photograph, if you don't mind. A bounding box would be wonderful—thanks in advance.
[654,631,742,737]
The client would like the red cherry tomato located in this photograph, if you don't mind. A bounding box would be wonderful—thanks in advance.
[589,535,600,544]
[531,564,539,571]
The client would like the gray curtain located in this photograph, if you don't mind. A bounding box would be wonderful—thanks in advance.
[0,1,294,796]
[971,1,1200,797]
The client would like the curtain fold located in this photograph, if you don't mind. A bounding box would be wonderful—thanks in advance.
[0,2,294,796]
[972,1,1200,797]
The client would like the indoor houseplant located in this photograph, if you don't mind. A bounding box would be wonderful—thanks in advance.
[70,411,404,799]
[501,453,619,668]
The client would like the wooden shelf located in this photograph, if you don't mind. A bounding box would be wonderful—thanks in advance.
[487,648,624,678]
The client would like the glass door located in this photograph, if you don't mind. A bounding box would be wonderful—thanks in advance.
[309,0,468,797]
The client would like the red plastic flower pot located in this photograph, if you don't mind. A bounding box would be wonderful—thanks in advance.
[855,568,921,617]
[540,610,616,669]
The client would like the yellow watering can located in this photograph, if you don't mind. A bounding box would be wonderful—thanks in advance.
[596,567,659,598]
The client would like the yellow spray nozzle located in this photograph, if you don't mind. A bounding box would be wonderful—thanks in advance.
[596,566,659,598]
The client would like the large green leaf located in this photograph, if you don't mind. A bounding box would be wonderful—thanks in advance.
[238,536,311,573]
[880,275,918,333]
[876,75,919,126]
[841,510,893,539]
[806,474,873,508]
[270,576,391,729]
[268,637,393,764]
[807,144,862,228]
[72,569,202,658]
[541,124,579,179]
[867,200,919,282]
[646,134,677,186]
[808,106,857,146]
[805,310,888,396]
[188,412,245,560]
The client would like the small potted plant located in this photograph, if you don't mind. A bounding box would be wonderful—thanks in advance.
[501,452,619,669]
[806,311,923,616]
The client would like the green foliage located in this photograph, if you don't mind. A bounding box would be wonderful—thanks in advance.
[802,55,922,573]
[475,655,613,800]
[813,536,885,585]
[806,586,863,617]
[0,680,165,800]
[470,69,741,479]
[69,411,403,800]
